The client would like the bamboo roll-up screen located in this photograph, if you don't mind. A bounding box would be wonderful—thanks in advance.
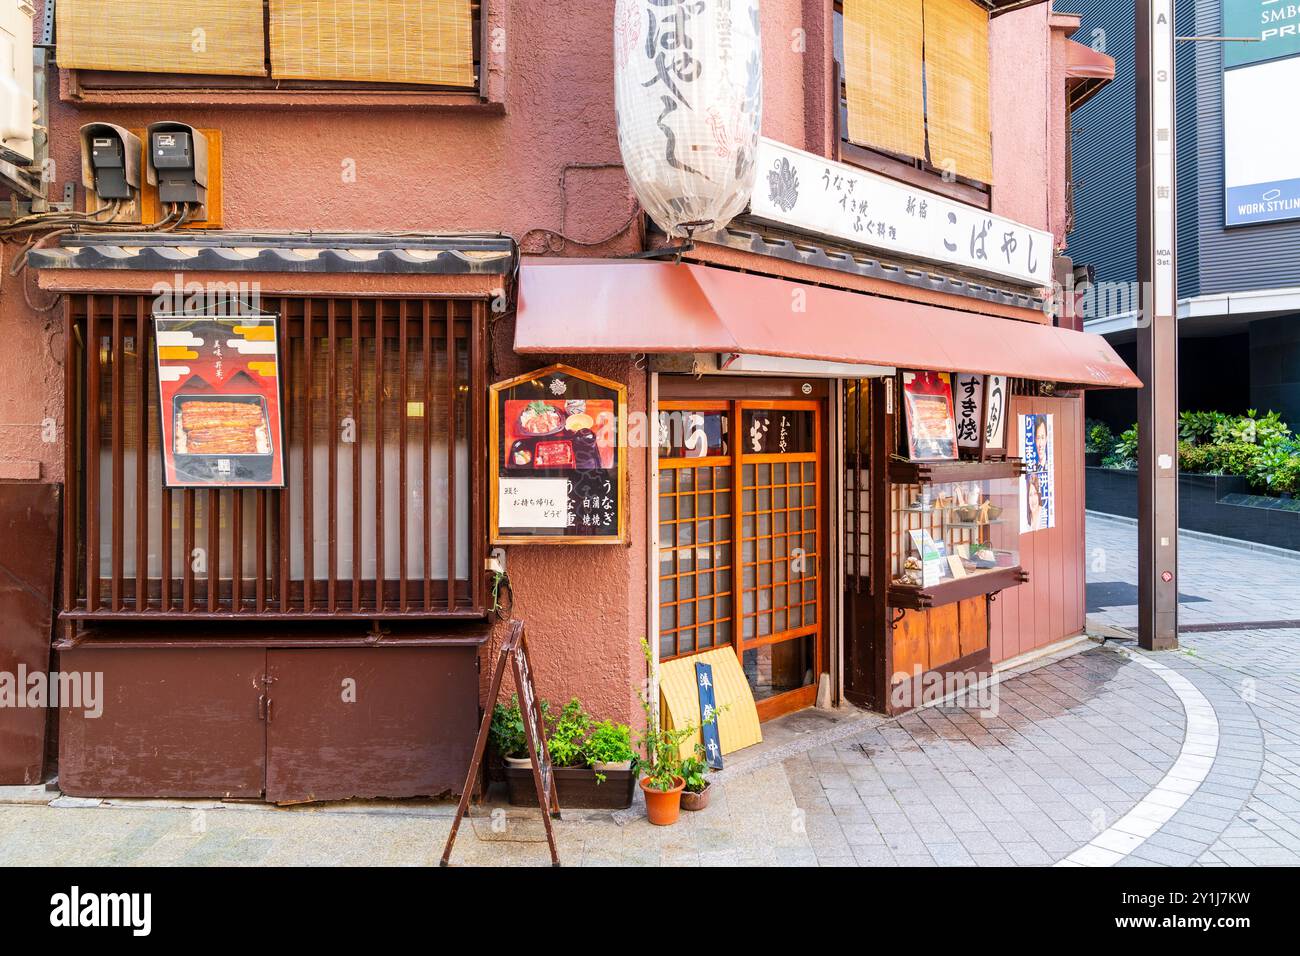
[922,0,994,184]
[269,0,475,86]
[843,0,926,161]
[57,0,267,76]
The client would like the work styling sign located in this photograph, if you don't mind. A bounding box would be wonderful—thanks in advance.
[154,315,286,488]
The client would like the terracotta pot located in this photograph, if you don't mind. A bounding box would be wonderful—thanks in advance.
[640,775,685,826]
[681,783,711,811]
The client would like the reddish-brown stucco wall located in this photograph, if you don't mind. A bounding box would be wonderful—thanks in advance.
[2,0,1083,723]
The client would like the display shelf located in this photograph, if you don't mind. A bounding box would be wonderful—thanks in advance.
[888,458,1025,485]
[887,566,1029,610]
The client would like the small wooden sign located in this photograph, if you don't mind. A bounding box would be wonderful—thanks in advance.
[695,663,723,770]
[440,621,560,867]
[490,363,627,545]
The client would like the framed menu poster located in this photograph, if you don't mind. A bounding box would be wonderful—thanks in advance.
[901,370,958,461]
[490,364,627,544]
[155,314,285,488]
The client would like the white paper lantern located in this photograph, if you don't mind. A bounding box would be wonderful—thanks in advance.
[614,0,764,239]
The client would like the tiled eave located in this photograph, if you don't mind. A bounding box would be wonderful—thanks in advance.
[29,232,517,275]
[692,219,1048,313]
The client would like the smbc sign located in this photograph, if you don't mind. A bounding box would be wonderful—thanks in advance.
[1224,0,1300,68]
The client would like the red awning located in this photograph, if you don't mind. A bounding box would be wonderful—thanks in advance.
[1066,39,1116,110]
[515,259,1140,389]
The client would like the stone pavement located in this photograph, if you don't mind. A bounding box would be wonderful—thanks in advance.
[1,514,1297,866]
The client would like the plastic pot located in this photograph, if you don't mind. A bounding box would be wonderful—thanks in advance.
[639,775,685,826]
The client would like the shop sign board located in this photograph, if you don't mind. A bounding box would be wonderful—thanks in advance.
[747,138,1053,288]
[490,364,627,545]
[154,314,285,489]
[954,373,1009,459]
[442,621,559,866]
[695,662,723,770]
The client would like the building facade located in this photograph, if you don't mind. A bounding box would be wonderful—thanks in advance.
[0,0,1131,799]
[1070,0,1300,429]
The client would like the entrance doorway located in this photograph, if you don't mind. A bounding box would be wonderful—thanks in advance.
[656,379,827,721]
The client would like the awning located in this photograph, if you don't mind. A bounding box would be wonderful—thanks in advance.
[515,259,1140,389]
[1066,39,1116,110]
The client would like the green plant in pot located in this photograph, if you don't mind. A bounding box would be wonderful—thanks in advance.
[585,719,636,781]
[680,744,712,811]
[490,695,551,768]
[545,697,591,769]
[635,639,714,826]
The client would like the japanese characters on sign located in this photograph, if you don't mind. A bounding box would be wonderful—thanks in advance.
[694,662,723,771]
[741,408,815,455]
[154,315,285,489]
[748,138,1053,288]
[491,364,627,544]
[1020,413,1056,533]
[954,372,1010,459]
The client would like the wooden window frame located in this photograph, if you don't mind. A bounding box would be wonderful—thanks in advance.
[61,293,488,626]
[61,0,487,100]
[832,1,993,210]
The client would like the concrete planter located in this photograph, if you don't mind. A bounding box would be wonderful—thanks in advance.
[1086,467,1300,551]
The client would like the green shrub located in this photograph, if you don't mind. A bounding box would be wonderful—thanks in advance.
[1086,420,1115,455]
[1196,441,1265,477]
[545,697,592,768]
[1250,439,1300,496]
[490,696,529,760]
[1102,425,1139,469]
[1212,409,1291,446]
[585,720,635,766]
[1178,410,1229,445]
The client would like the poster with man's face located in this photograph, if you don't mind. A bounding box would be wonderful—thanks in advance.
[1019,413,1054,533]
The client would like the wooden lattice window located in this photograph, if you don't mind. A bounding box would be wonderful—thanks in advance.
[62,294,487,623]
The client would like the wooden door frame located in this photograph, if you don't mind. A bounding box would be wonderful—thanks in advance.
[654,381,829,722]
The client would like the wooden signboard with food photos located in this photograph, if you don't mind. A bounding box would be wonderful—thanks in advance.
[490,364,627,545]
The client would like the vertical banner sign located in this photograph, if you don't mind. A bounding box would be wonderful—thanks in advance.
[491,364,627,544]
[1019,414,1055,533]
[1138,0,1180,650]
[954,373,985,454]
[983,375,1008,455]
[695,662,723,770]
[155,315,285,488]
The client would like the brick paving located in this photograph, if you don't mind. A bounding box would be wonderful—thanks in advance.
[1,514,1297,866]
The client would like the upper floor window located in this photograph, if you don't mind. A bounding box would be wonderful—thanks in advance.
[835,0,993,189]
[56,0,479,93]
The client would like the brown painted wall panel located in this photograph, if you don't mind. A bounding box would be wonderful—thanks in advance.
[989,394,1086,663]
[58,646,266,798]
[0,483,59,785]
[265,646,481,803]
[958,597,989,657]
[927,603,961,670]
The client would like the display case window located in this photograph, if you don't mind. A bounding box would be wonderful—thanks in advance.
[890,476,1020,589]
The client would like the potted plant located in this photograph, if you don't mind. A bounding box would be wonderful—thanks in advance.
[634,639,714,826]
[637,721,692,826]
[586,719,636,776]
[680,744,712,811]
[503,697,638,810]
[489,696,532,769]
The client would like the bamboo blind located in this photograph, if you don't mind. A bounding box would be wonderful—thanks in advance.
[56,0,267,76]
[843,0,926,160]
[269,0,475,86]
[922,0,994,184]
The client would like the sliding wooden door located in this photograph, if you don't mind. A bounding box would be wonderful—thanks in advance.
[658,395,824,721]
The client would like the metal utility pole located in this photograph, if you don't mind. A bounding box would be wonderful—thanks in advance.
[1136,0,1179,651]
